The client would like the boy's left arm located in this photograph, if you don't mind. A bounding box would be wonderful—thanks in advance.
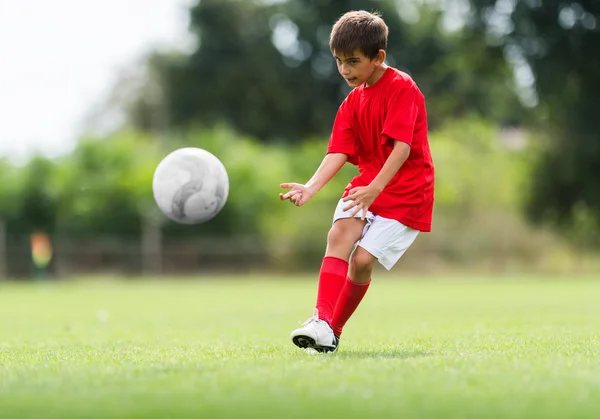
[342,140,410,219]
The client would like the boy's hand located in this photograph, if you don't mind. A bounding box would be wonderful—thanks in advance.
[279,183,315,207]
[342,185,381,220]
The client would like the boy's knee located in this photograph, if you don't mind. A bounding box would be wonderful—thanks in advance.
[327,220,362,248]
[350,247,377,273]
[327,226,352,249]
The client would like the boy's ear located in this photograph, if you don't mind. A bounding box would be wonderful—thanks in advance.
[375,49,386,65]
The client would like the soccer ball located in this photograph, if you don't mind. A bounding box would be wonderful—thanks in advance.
[152,147,229,224]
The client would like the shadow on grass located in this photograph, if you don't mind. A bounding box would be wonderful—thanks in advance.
[335,349,433,359]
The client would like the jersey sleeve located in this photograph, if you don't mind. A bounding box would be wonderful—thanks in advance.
[327,97,358,164]
[381,86,418,146]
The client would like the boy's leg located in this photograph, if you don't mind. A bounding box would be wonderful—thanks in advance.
[330,247,376,337]
[314,198,375,324]
[290,199,372,352]
[290,217,365,352]
[316,217,366,324]
[331,216,420,338]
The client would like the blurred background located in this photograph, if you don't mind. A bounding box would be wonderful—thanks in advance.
[1,0,599,280]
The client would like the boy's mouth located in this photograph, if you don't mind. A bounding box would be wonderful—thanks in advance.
[346,77,357,83]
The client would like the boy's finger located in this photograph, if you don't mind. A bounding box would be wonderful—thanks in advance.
[350,205,361,218]
[281,190,299,200]
[343,194,355,202]
[280,183,296,189]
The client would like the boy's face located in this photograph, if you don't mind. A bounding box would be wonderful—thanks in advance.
[333,49,386,88]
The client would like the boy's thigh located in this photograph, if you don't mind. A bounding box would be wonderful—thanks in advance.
[332,198,375,240]
[357,216,419,271]
[332,198,376,224]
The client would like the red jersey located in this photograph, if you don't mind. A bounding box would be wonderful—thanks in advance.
[327,67,435,232]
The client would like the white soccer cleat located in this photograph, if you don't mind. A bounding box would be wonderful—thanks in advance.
[290,309,339,353]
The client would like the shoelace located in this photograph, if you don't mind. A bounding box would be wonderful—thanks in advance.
[300,315,319,326]
[299,309,321,326]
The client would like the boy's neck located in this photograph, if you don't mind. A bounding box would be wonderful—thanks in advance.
[366,64,389,87]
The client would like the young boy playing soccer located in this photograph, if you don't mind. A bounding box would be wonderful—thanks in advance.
[279,10,435,353]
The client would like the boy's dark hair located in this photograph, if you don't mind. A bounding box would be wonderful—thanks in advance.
[329,10,388,60]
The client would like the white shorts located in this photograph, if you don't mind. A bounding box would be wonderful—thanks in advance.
[332,199,420,270]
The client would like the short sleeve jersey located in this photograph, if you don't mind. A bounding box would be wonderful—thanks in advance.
[327,67,435,232]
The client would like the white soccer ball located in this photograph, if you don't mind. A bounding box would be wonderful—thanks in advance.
[152,147,229,224]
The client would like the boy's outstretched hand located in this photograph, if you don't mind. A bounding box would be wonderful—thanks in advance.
[342,185,381,220]
[279,183,314,207]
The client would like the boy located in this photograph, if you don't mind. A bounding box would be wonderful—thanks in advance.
[279,10,434,353]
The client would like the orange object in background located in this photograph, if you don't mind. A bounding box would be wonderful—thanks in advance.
[31,232,53,268]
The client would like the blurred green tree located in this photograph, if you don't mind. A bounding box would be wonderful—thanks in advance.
[9,157,57,236]
[112,0,522,143]
[465,0,600,243]
[0,159,19,224]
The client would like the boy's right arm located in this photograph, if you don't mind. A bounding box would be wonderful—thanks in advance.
[279,152,348,207]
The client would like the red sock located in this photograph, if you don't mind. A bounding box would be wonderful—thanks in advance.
[315,256,349,324]
[330,277,371,337]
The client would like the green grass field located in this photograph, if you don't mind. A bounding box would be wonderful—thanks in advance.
[1,275,599,419]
